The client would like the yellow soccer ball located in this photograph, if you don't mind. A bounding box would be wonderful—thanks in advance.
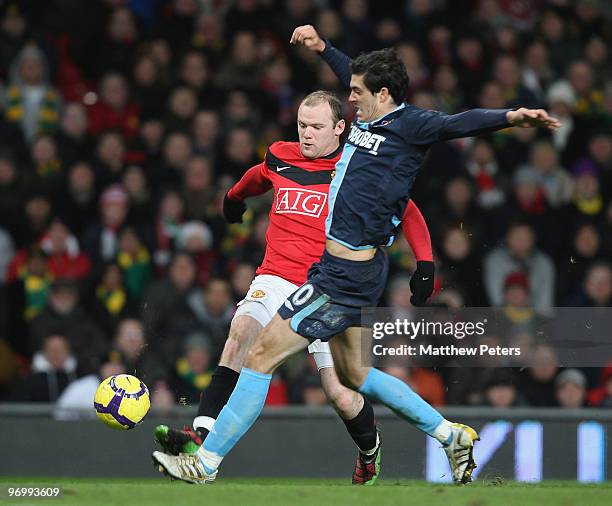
[93,374,150,430]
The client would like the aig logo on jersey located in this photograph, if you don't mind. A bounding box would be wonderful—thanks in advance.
[347,125,386,155]
[275,188,327,218]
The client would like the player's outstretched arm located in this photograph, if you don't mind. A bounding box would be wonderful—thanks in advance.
[290,25,352,88]
[224,162,272,223]
[412,106,560,144]
[402,200,434,306]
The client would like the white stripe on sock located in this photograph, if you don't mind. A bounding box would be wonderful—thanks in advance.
[433,419,453,445]
[197,445,224,472]
[193,416,216,432]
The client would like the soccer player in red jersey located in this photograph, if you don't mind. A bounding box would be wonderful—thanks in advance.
[155,91,434,484]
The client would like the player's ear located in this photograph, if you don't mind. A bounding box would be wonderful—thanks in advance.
[378,87,391,104]
[335,119,346,136]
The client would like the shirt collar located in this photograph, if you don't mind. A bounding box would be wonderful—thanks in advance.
[356,103,406,127]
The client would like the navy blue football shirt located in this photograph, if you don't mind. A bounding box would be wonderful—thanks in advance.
[321,42,512,250]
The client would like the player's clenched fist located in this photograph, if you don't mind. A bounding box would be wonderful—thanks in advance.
[409,261,435,306]
[223,192,247,223]
[290,25,326,52]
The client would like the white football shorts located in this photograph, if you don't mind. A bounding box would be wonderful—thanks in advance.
[234,274,334,370]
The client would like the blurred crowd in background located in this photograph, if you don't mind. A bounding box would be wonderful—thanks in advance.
[0,0,611,412]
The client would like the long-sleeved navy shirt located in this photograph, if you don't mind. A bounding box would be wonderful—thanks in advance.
[320,41,512,250]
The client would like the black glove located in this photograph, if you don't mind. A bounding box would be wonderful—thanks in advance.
[223,192,247,223]
[410,260,435,306]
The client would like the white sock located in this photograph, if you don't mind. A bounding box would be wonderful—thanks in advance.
[432,419,453,445]
[197,445,224,473]
[193,415,216,433]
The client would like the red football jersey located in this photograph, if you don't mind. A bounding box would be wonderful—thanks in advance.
[227,141,432,286]
[229,141,337,286]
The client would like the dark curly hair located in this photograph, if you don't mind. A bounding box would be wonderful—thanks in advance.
[351,48,409,105]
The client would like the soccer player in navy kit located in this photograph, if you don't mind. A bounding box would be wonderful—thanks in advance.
[153,26,561,485]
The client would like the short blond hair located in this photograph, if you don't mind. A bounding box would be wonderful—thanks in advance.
[300,91,343,125]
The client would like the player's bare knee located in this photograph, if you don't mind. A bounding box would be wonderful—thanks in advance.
[244,328,277,374]
[234,315,261,339]
[223,336,240,361]
[223,332,246,360]
[219,318,255,366]
[226,317,257,349]
[244,341,270,373]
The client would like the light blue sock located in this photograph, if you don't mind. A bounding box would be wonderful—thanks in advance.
[358,368,443,436]
[199,367,271,472]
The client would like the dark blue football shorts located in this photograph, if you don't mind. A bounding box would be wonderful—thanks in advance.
[277,248,388,341]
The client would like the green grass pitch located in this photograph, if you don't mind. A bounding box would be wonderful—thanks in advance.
[1,478,611,506]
